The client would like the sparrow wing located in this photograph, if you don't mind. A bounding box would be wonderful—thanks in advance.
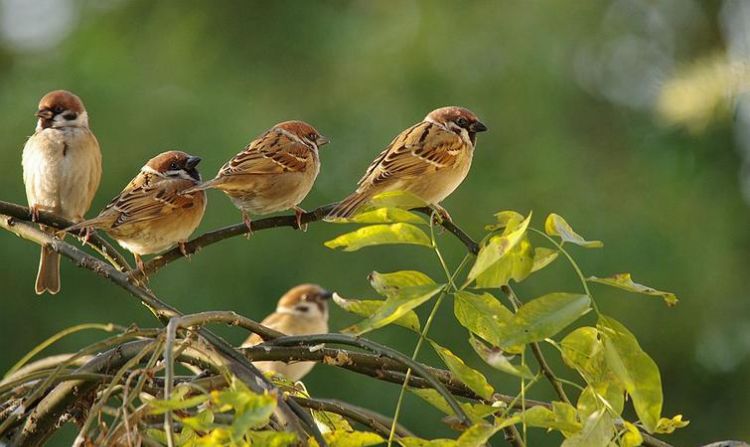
[356,121,464,190]
[219,130,313,177]
[242,312,290,347]
[101,174,200,228]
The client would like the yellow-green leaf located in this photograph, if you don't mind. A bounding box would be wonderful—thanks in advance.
[409,388,499,424]
[484,210,525,231]
[598,316,663,433]
[587,273,678,307]
[561,409,615,447]
[329,207,427,225]
[531,247,559,273]
[324,430,384,447]
[453,291,514,348]
[398,438,456,447]
[576,385,625,422]
[333,293,420,332]
[475,236,533,287]
[455,422,500,447]
[146,394,209,414]
[367,190,427,210]
[342,274,443,335]
[468,336,532,379]
[621,421,644,447]
[655,414,689,434]
[431,342,494,400]
[496,293,591,348]
[370,270,435,294]
[518,403,582,434]
[246,431,298,447]
[324,223,432,251]
[467,213,532,282]
[544,214,603,248]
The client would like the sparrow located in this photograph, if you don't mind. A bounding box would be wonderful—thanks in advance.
[22,90,102,295]
[185,120,328,231]
[327,106,487,220]
[242,284,332,382]
[65,151,206,273]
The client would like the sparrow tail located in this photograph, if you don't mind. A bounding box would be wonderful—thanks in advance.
[327,190,373,219]
[35,242,60,295]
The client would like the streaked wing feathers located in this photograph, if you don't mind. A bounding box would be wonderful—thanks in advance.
[219,130,313,176]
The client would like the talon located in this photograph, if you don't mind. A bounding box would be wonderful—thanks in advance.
[129,255,149,286]
[80,227,93,246]
[242,212,253,239]
[431,204,452,223]
[293,206,307,232]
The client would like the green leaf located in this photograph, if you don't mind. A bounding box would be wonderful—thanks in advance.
[468,336,533,379]
[455,418,520,447]
[146,394,210,415]
[329,207,428,225]
[467,213,532,282]
[496,293,591,348]
[655,414,689,434]
[342,271,442,334]
[587,273,678,307]
[518,403,582,434]
[561,409,615,447]
[323,430,384,447]
[333,293,420,332]
[484,210,525,231]
[531,247,559,273]
[544,214,603,248]
[598,316,663,433]
[576,385,624,423]
[324,223,432,251]
[431,342,494,400]
[453,291,514,348]
[179,409,215,432]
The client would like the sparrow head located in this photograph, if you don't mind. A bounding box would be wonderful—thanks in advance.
[274,120,330,149]
[425,106,487,146]
[144,151,203,182]
[277,283,333,321]
[36,90,89,130]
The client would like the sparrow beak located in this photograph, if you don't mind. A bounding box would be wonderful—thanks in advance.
[316,135,330,147]
[36,109,54,120]
[185,156,202,169]
[320,289,334,300]
[469,121,488,133]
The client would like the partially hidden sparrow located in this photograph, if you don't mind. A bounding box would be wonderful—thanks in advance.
[242,284,332,382]
[327,106,487,220]
[65,151,206,273]
[185,121,328,231]
[22,90,102,295]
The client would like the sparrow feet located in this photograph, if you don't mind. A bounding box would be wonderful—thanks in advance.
[242,212,253,239]
[178,241,191,259]
[30,205,40,223]
[430,204,453,224]
[79,226,94,246]
[293,206,308,232]
[128,254,150,287]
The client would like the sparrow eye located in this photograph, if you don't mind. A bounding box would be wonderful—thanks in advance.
[52,106,64,114]
[308,133,317,141]
[456,117,468,127]
[170,162,178,170]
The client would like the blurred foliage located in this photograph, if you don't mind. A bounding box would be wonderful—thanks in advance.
[0,0,749,445]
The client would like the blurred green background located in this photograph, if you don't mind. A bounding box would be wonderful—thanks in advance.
[1,0,749,445]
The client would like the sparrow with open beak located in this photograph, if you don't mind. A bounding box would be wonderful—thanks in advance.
[65,151,206,273]
[22,90,102,294]
[242,284,332,382]
[185,120,328,231]
[327,106,487,220]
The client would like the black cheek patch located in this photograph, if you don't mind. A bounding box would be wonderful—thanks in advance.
[63,113,77,121]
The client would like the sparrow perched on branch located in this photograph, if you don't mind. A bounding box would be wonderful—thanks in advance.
[242,284,332,382]
[22,90,102,295]
[184,120,328,231]
[327,106,487,220]
[66,151,206,273]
